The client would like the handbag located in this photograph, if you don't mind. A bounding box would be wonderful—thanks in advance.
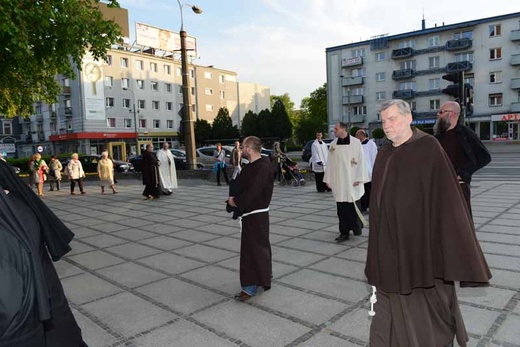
[49,169,56,177]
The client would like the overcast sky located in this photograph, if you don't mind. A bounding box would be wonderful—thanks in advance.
[119,0,519,106]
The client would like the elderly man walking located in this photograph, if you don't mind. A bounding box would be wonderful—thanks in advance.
[310,131,330,192]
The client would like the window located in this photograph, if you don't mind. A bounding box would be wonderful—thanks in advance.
[120,57,128,68]
[205,88,213,95]
[352,106,367,115]
[455,52,473,63]
[138,100,146,109]
[400,60,416,70]
[376,72,385,82]
[34,104,42,114]
[490,71,502,83]
[375,52,386,61]
[351,68,365,77]
[206,104,214,111]
[121,78,129,89]
[178,86,183,94]
[400,82,416,90]
[429,78,440,90]
[122,98,130,108]
[220,90,225,99]
[490,48,502,60]
[409,101,417,111]
[176,67,182,76]
[428,56,440,68]
[428,35,440,47]
[104,76,113,87]
[166,102,173,111]
[152,101,159,110]
[139,119,147,128]
[454,30,473,40]
[489,93,503,106]
[219,75,225,83]
[3,121,12,135]
[351,87,364,96]
[150,62,157,72]
[137,79,144,89]
[105,55,112,65]
[399,40,415,48]
[136,60,144,70]
[489,24,502,37]
[105,97,114,108]
[151,81,158,91]
[352,48,365,57]
[165,83,172,92]
[429,99,440,110]
[107,118,116,128]
[192,104,196,112]
[164,65,171,74]
[464,74,474,86]
[376,91,386,101]
[191,87,195,95]
[63,78,70,87]
[124,118,132,128]
[167,120,174,129]
[153,119,160,129]
[189,69,194,78]
[204,71,212,79]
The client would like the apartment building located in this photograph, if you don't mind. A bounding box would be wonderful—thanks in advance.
[326,12,520,140]
[237,82,271,124]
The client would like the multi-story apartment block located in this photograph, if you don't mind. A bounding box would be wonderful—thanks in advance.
[237,82,271,123]
[326,12,520,141]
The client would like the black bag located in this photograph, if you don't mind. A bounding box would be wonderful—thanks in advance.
[49,170,55,177]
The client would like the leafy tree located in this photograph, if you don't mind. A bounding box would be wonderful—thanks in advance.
[212,107,239,140]
[241,110,258,137]
[257,109,272,138]
[371,128,385,139]
[303,83,327,124]
[194,119,212,146]
[350,126,360,137]
[294,83,328,143]
[270,99,293,141]
[0,0,122,117]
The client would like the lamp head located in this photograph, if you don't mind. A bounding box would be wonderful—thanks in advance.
[191,5,202,14]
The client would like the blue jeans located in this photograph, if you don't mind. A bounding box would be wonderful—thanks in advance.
[242,285,257,296]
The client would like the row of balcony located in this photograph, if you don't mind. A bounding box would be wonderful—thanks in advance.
[392,38,473,60]
[392,61,473,80]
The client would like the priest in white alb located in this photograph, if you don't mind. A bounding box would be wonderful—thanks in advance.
[156,142,178,195]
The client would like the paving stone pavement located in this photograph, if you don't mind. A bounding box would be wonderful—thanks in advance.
[40,177,520,347]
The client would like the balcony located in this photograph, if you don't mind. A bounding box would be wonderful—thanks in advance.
[392,89,415,99]
[342,95,364,104]
[62,86,71,94]
[38,132,45,142]
[445,38,472,51]
[64,107,73,116]
[50,111,57,119]
[511,30,520,42]
[446,61,473,73]
[511,54,520,66]
[342,76,363,86]
[392,69,415,80]
[341,56,363,67]
[511,78,520,90]
[391,47,414,59]
[349,114,365,123]
[35,114,43,123]
[511,102,520,113]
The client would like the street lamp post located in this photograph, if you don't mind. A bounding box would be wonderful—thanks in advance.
[177,0,202,170]
[123,88,138,153]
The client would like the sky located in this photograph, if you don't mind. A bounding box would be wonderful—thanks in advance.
[119,0,519,107]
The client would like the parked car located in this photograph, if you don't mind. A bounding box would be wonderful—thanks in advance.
[128,150,200,172]
[301,138,333,162]
[196,145,263,168]
[60,155,134,174]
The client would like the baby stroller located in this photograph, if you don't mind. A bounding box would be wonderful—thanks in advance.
[280,156,306,187]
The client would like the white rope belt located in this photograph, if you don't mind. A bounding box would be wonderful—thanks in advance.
[368,286,377,316]
[238,207,270,232]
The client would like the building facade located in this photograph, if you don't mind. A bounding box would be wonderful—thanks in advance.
[326,12,520,140]
[237,82,271,124]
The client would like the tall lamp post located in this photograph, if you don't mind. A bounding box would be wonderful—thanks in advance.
[123,87,138,153]
[177,0,202,170]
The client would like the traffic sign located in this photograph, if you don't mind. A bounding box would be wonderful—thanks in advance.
[37,145,44,153]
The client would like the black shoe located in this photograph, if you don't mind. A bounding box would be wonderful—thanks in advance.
[335,234,349,242]
[263,286,271,291]
[234,291,252,302]
[353,228,362,236]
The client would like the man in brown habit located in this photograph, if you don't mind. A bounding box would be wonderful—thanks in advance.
[365,99,491,347]
[227,136,275,301]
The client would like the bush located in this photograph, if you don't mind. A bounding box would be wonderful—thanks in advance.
[372,128,385,139]
[350,126,360,137]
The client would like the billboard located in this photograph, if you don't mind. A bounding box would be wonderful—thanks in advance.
[135,22,197,56]
[81,53,106,120]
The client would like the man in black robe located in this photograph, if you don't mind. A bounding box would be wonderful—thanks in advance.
[434,101,491,213]
[142,143,161,199]
[365,99,491,347]
[227,136,275,301]
[0,159,86,346]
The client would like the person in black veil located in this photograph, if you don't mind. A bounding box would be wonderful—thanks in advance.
[0,160,86,346]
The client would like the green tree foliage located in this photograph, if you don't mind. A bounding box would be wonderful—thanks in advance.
[194,119,212,146]
[212,107,239,140]
[241,110,258,137]
[257,109,272,138]
[350,126,360,137]
[270,99,293,141]
[371,128,385,139]
[0,0,122,117]
[270,93,295,125]
[294,83,328,143]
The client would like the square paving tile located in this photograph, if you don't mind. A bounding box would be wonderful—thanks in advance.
[193,223,239,235]
[191,301,310,347]
[180,265,239,295]
[138,252,205,274]
[72,308,118,347]
[96,262,167,288]
[171,229,223,242]
[457,286,516,309]
[105,243,162,260]
[140,236,193,251]
[89,222,129,233]
[278,238,347,255]
[82,292,176,337]
[336,247,367,262]
[173,244,237,263]
[137,277,226,314]
[70,227,101,239]
[328,306,371,342]
[67,250,125,270]
[271,246,327,266]
[140,223,184,234]
[202,236,241,252]
[66,241,95,256]
[494,313,520,344]
[111,228,157,241]
[298,332,359,347]
[80,234,128,248]
[459,304,500,336]
[61,273,122,305]
[270,224,314,237]
[54,260,84,279]
[310,257,367,281]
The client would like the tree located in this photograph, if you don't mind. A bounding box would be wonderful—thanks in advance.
[294,83,328,143]
[0,0,122,117]
[212,107,239,140]
[270,99,293,141]
[257,109,272,138]
[194,119,212,146]
[271,93,295,127]
[241,110,258,137]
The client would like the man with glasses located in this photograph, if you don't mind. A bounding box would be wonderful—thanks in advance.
[434,101,491,212]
